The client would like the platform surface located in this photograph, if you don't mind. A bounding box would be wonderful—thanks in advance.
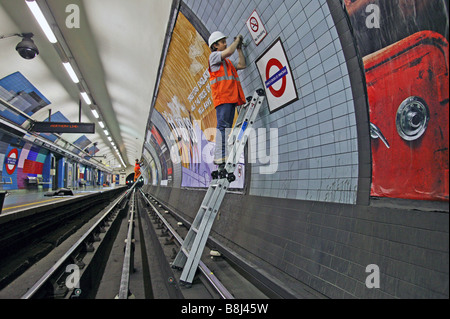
[0,186,121,216]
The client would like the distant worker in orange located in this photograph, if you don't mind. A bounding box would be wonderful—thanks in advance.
[134,159,143,182]
[208,31,246,171]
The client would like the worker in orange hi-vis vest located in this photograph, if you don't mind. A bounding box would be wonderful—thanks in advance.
[208,31,247,172]
[134,159,143,182]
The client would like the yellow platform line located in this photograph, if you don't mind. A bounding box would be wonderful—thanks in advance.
[2,194,83,211]
[2,198,61,211]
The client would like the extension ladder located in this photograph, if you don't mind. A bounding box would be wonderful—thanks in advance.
[172,89,265,286]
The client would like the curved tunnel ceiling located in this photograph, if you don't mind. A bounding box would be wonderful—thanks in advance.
[0,0,172,170]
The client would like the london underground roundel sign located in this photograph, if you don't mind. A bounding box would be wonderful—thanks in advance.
[266,58,287,98]
[256,38,298,113]
[5,148,19,175]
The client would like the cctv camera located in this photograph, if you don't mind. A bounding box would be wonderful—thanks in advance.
[15,34,39,59]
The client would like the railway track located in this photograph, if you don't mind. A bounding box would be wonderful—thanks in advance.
[2,184,299,301]
[0,187,126,292]
[19,188,130,299]
[138,190,309,300]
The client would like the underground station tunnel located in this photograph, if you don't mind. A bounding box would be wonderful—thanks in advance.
[0,0,448,307]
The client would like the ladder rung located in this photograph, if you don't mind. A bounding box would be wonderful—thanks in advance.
[201,205,210,210]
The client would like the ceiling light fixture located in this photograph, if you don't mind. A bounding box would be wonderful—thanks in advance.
[23,0,128,169]
[91,108,99,119]
[62,61,79,83]
[81,92,92,105]
[25,0,57,43]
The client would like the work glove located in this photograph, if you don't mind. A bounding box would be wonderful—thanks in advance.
[235,35,243,49]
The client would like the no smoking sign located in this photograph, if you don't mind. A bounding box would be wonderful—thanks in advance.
[249,17,258,32]
[246,10,267,46]
[256,38,298,113]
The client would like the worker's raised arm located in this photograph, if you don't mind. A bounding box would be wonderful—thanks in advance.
[221,35,243,60]
[235,46,246,70]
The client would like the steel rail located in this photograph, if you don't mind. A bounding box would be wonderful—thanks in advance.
[118,189,136,299]
[144,194,303,299]
[138,189,234,299]
[21,189,130,299]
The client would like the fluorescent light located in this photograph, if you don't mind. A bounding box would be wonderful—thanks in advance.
[108,136,112,142]
[81,92,92,105]
[98,121,105,129]
[25,0,57,43]
[91,109,99,118]
[103,129,109,136]
[62,62,79,83]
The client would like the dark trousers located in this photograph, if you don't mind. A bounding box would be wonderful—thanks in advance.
[214,103,236,162]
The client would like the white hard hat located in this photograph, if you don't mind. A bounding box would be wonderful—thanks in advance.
[208,31,227,48]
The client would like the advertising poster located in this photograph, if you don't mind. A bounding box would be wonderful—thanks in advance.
[151,12,244,188]
[148,124,173,186]
[344,0,449,201]
[1,143,51,190]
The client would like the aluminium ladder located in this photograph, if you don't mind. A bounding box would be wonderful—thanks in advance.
[171,89,265,286]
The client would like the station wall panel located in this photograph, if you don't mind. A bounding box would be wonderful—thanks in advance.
[145,0,449,299]
[183,0,359,204]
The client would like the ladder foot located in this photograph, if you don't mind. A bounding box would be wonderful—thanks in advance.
[180,280,192,288]
[171,265,183,271]
[211,170,219,179]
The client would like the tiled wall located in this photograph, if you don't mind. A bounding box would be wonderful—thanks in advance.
[183,0,359,204]
[146,0,449,299]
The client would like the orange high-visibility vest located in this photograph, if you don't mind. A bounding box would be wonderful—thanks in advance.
[209,58,246,107]
[134,162,141,181]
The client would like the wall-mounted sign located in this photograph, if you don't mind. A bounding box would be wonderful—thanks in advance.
[246,10,268,46]
[5,148,18,175]
[32,122,95,134]
[256,38,298,113]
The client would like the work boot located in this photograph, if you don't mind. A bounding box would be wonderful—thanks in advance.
[213,157,225,165]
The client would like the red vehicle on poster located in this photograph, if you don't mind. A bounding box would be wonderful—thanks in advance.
[364,31,449,201]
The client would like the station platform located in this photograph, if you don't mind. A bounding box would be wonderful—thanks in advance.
[0,185,125,216]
